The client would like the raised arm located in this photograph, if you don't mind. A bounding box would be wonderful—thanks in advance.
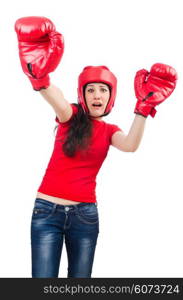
[112,63,177,152]
[15,16,72,122]
[39,84,72,122]
[111,115,146,152]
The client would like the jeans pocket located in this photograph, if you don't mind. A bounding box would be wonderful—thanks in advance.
[76,204,99,225]
[31,200,54,222]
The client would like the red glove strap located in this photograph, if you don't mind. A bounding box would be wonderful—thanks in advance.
[29,76,50,91]
[134,101,157,118]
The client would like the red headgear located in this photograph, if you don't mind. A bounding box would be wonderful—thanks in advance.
[77,65,117,116]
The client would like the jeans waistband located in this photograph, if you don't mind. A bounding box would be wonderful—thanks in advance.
[35,198,97,209]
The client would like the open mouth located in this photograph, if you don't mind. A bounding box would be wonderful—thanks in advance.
[92,103,102,107]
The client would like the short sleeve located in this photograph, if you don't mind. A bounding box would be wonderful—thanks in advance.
[55,103,78,126]
[109,123,123,144]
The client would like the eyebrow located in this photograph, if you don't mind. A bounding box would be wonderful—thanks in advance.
[87,84,108,88]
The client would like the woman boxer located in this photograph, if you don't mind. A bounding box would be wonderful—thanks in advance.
[15,16,177,278]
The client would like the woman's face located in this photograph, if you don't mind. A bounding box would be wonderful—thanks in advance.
[84,82,110,120]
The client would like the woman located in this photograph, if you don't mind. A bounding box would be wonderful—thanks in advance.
[15,16,177,278]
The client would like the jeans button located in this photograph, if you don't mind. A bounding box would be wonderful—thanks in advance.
[65,207,70,212]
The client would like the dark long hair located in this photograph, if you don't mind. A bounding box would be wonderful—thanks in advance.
[54,103,93,157]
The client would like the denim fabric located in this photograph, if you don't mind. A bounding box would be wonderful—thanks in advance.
[31,198,99,278]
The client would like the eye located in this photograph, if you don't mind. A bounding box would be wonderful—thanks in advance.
[87,88,94,93]
[100,88,108,92]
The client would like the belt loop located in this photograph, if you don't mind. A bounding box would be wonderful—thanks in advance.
[74,204,79,213]
[52,203,57,213]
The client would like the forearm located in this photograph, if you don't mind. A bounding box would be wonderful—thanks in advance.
[39,84,69,112]
[125,114,146,151]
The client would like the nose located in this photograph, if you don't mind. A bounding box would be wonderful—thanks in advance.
[94,90,101,99]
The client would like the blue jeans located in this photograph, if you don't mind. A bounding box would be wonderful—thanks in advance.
[31,198,99,278]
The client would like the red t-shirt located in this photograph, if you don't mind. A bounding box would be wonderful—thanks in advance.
[37,104,122,203]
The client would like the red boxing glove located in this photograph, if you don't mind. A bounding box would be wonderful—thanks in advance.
[134,63,178,117]
[15,16,64,90]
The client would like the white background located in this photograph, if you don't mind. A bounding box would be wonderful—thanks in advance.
[0,0,183,277]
